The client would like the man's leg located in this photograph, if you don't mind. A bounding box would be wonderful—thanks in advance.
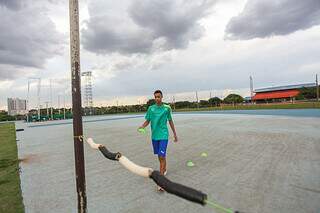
[152,140,159,155]
[156,140,168,191]
[158,156,166,175]
[158,139,168,175]
[157,156,166,191]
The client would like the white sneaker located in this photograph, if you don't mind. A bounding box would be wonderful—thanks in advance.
[157,186,164,192]
[164,170,167,176]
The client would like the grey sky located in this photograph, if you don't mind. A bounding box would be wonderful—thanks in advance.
[82,0,217,54]
[0,0,319,109]
[225,0,320,39]
[0,0,23,10]
[0,0,64,80]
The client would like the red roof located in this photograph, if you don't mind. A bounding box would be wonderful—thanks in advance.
[252,89,300,100]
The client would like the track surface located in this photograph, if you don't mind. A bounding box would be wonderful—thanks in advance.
[16,112,320,213]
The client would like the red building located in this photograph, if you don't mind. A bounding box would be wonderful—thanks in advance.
[252,83,316,103]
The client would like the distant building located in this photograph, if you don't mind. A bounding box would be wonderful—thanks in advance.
[7,98,27,116]
[252,83,316,103]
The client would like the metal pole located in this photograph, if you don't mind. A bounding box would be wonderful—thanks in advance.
[69,0,87,212]
[196,91,199,108]
[27,80,30,122]
[45,101,49,116]
[50,79,53,120]
[173,95,176,110]
[58,95,61,115]
[316,74,319,102]
[64,95,66,120]
[250,75,254,104]
[37,78,41,120]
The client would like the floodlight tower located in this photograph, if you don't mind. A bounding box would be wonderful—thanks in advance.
[81,71,93,115]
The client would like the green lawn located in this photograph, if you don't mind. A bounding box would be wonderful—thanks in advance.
[0,123,24,213]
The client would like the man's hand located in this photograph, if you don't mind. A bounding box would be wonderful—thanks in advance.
[173,134,178,143]
[169,120,178,143]
[139,120,150,130]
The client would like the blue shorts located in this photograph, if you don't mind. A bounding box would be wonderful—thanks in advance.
[152,139,168,157]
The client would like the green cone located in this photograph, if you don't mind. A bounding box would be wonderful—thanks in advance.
[201,152,208,157]
[187,160,195,167]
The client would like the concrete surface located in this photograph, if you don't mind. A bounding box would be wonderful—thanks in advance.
[16,110,320,213]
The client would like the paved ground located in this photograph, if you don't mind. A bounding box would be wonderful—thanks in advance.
[16,111,320,213]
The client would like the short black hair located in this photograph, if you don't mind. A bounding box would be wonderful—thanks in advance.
[154,90,163,96]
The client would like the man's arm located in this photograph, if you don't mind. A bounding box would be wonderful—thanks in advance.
[139,120,150,129]
[140,106,151,129]
[169,120,178,142]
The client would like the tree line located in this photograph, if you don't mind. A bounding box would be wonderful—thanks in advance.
[0,94,249,121]
[93,94,244,115]
[1,87,318,121]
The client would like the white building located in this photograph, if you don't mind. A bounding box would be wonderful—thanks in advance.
[7,98,27,116]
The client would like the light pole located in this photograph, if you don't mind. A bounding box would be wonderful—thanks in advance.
[45,101,49,116]
[27,80,30,122]
[50,79,53,120]
[64,94,66,120]
[250,76,254,104]
[196,91,199,108]
[58,95,61,115]
[37,78,41,120]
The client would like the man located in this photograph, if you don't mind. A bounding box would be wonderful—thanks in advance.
[139,90,178,191]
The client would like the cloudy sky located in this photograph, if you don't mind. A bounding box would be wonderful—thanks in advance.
[0,0,319,109]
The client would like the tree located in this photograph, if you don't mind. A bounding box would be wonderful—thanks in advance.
[175,101,194,109]
[0,111,15,121]
[199,100,209,107]
[296,87,317,100]
[208,97,222,106]
[223,94,244,104]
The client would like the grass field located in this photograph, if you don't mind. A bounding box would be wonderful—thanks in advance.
[174,101,320,112]
[0,123,24,213]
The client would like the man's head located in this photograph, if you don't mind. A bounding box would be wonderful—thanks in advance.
[154,90,163,105]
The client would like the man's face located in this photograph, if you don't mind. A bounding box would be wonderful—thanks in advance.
[154,93,162,104]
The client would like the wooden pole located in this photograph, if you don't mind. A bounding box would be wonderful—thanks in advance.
[69,0,87,212]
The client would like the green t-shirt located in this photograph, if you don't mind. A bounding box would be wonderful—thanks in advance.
[145,104,173,140]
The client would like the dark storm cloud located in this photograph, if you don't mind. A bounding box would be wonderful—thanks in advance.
[82,15,154,54]
[0,1,64,80]
[129,0,215,49]
[0,0,23,10]
[82,0,216,54]
[225,0,320,40]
